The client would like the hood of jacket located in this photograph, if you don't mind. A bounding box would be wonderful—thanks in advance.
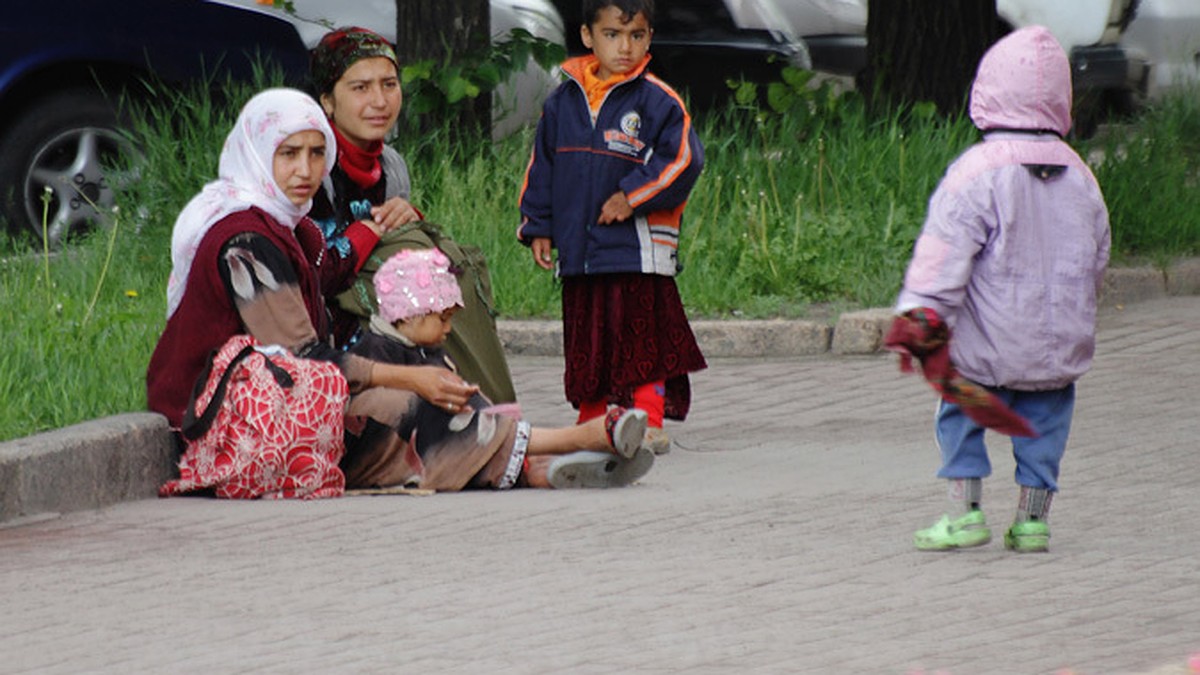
[969,25,1072,137]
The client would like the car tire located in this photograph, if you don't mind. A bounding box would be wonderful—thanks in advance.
[0,87,139,248]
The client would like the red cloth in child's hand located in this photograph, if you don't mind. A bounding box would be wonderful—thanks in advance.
[883,308,1039,438]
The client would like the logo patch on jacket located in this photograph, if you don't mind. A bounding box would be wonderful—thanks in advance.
[603,111,646,157]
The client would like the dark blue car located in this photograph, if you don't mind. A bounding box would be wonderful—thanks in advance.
[0,0,311,246]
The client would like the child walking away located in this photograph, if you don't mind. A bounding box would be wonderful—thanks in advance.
[886,26,1111,553]
[346,248,654,490]
[518,0,706,455]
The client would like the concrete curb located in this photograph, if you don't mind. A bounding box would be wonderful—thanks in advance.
[0,413,176,526]
[0,260,1188,524]
[499,261,1181,358]
[498,318,837,358]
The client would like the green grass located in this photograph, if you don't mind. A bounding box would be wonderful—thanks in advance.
[1,233,164,435]
[1085,87,1200,264]
[3,78,1200,442]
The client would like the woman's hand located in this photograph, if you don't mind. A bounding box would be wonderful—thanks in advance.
[421,368,478,413]
[531,237,554,271]
[375,363,478,413]
[360,218,385,237]
[370,197,421,232]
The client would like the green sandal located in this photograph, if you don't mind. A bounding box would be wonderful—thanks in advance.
[914,510,992,551]
[1004,520,1050,553]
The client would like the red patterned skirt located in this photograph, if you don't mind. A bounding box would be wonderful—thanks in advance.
[562,273,707,421]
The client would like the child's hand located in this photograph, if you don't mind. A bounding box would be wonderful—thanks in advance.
[598,191,633,225]
[531,237,554,270]
[370,197,421,232]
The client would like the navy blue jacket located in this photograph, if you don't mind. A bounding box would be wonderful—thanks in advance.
[518,54,704,277]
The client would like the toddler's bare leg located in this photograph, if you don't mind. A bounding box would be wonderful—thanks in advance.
[520,456,555,488]
[526,416,608,455]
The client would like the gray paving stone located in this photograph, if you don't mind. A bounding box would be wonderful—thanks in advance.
[2,296,1199,673]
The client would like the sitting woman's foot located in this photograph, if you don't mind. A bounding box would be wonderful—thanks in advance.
[605,407,648,459]
[546,447,654,489]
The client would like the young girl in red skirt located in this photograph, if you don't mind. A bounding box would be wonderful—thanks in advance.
[517,0,707,454]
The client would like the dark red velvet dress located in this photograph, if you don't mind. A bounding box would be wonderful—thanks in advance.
[561,272,706,421]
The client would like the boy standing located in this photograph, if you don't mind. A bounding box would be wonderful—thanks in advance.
[518,0,706,455]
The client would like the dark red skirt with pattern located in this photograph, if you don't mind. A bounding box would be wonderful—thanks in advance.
[561,273,707,421]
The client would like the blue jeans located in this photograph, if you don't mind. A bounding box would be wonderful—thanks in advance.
[934,384,1075,491]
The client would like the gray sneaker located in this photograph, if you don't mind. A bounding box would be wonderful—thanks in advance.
[547,447,654,489]
[605,407,648,459]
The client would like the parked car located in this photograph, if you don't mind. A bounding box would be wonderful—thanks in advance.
[999,0,1142,116]
[0,0,564,247]
[551,0,813,110]
[760,1,1143,88]
[1120,0,1200,100]
[747,0,1146,133]
[218,0,566,138]
[728,0,867,76]
[549,0,1147,121]
[0,0,308,247]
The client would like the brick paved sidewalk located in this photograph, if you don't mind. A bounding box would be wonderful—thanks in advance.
[1,297,1198,674]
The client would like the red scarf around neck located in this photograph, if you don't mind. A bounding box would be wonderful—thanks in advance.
[332,125,383,189]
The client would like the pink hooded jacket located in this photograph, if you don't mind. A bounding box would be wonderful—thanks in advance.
[895,25,1111,391]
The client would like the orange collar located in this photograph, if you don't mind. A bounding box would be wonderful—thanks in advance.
[563,54,652,114]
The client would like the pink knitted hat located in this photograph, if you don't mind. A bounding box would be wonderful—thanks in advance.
[374,248,464,323]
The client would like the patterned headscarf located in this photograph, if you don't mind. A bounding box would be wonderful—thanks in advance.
[311,26,399,96]
[166,88,336,318]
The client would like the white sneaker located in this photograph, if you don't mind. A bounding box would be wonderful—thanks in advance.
[547,447,654,489]
[605,407,648,459]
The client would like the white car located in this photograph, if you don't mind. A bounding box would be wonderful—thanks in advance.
[729,0,866,75]
[997,0,1144,111]
[1121,0,1200,99]
[740,0,1148,133]
[214,0,566,138]
[742,0,1143,86]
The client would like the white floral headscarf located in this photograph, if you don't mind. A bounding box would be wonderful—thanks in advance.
[165,88,336,318]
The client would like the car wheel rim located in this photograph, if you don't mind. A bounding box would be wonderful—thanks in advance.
[21,126,139,248]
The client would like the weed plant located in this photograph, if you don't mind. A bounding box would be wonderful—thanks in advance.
[1080,84,1200,264]
[3,78,1200,441]
[0,81,246,442]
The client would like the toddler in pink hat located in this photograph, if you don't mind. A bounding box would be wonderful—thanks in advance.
[348,247,655,490]
[372,248,465,353]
